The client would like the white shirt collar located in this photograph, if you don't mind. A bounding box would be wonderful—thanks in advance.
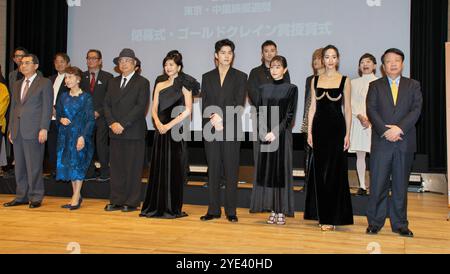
[25,73,38,83]
[121,71,135,81]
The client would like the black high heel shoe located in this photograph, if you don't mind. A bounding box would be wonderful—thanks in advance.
[69,197,83,211]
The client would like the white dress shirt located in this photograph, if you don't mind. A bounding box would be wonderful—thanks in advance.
[120,71,135,89]
[21,73,38,101]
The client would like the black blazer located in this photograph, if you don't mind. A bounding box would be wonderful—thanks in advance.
[104,73,150,140]
[80,70,113,117]
[201,67,247,138]
[366,76,423,153]
[48,74,69,106]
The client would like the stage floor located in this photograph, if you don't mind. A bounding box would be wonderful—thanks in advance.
[0,193,449,254]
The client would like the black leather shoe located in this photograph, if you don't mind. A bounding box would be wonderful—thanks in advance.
[69,197,83,211]
[366,225,380,234]
[226,215,239,223]
[356,188,368,196]
[97,176,110,182]
[200,214,221,221]
[4,200,28,207]
[29,202,42,208]
[393,227,414,238]
[121,206,138,212]
[104,204,123,211]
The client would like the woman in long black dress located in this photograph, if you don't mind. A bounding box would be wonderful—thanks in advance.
[140,51,199,219]
[250,56,298,225]
[301,48,324,186]
[304,45,354,231]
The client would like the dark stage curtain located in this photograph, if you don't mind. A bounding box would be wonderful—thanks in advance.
[411,0,448,172]
[6,0,68,78]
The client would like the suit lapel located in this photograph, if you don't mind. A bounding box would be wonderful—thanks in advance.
[382,77,395,108]
[14,79,23,104]
[396,77,407,107]
[117,73,138,102]
[216,68,233,106]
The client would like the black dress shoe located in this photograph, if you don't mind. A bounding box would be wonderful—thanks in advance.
[200,214,221,221]
[97,176,110,182]
[356,188,368,196]
[29,202,42,208]
[366,225,380,234]
[4,200,28,207]
[121,206,138,212]
[104,204,123,211]
[226,215,239,223]
[393,227,414,238]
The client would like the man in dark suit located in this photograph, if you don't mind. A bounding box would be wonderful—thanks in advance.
[104,48,150,213]
[200,39,247,223]
[47,53,70,178]
[4,54,53,208]
[366,48,423,237]
[80,49,113,181]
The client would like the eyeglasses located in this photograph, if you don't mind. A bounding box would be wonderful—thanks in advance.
[118,58,135,64]
[20,61,34,66]
[86,57,100,61]
[14,54,25,58]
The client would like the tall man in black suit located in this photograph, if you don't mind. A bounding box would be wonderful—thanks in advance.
[366,48,423,237]
[104,49,150,212]
[200,39,247,223]
[80,49,113,181]
[4,54,53,208]
[47,53,70,178]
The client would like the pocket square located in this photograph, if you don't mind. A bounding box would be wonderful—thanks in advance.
[98,81,103,85]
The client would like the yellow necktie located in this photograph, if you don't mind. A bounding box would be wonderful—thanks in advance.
[391,80,398,105]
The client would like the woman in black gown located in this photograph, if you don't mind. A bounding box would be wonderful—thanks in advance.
[304,45,354,231]
[140,51,199,219]
[249,56,298,225]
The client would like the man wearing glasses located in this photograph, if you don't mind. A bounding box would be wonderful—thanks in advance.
[5,48,42,178]
[8,47,42,92]
[80,49,113,182]
[4,54,53,209]
[104,48,149,213]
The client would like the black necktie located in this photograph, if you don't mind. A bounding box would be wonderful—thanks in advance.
[120,78,127,90]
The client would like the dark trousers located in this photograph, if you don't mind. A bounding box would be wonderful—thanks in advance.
[367,147,414,231]
[86,117,110,178]
[109,138,145,208]
[13,129,45,203]
[204,140,241,217]
[46,120,58,173]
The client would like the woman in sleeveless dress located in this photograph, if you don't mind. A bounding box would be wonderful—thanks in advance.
[304,45,354,231]
[140,51,199,219]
